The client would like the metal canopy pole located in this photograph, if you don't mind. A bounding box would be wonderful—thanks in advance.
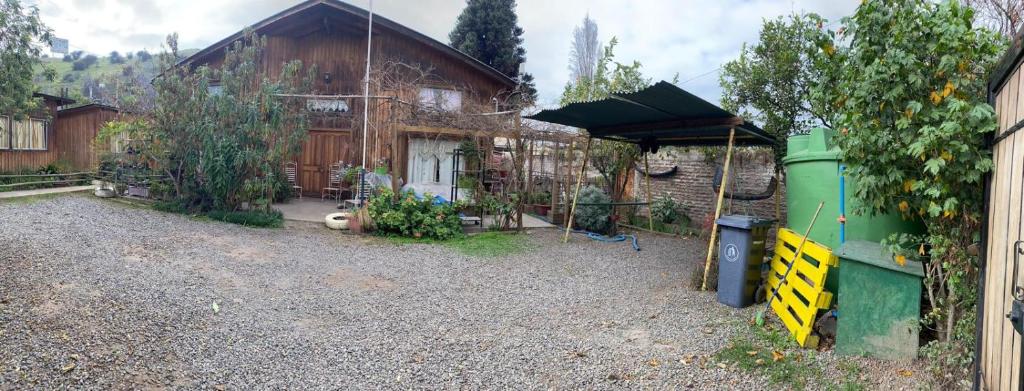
[644,152,653,231]
[701,127,735,291]
[563,137,592,243]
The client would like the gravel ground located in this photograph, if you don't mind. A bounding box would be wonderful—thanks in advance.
[0,195,926,389]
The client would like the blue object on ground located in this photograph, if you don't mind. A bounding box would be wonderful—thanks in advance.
[573,230,641,251]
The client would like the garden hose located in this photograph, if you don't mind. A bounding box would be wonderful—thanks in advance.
[572,230,641,251]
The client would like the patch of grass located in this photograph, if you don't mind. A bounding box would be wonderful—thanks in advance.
[380,231,532,258]
[713,322,865,390]
[0,191,79,205]
[446,232,531,258]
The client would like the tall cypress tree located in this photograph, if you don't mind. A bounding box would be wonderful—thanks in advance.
[449,0,537,103]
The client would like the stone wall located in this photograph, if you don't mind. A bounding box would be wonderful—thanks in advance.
[634,148,785,232]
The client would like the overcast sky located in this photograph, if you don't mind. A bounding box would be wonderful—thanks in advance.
[29,0,858,108]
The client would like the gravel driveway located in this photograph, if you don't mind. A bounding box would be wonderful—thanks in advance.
[0,195,922,389]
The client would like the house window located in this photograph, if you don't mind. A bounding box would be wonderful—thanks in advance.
[11,118,47,150]
[208,82,223,96]
[418,87,462,112]
[0,116,8,150]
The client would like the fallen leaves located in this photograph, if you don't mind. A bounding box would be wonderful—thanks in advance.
[61,363,75,373]
[647,358,660,367]
[771,350,785,362]
[898,369,914,377]
[212,301,220,314]
[746,350,759,357]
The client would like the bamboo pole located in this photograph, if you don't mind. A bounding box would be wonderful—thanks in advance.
[644,152,653,231]
[563,137,592,243]
[701,128,735,291]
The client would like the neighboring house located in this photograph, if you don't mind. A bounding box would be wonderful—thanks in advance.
[0,95,124,173]
[178,0,519,196]
[55,104,122,169]
[0,93,74,172]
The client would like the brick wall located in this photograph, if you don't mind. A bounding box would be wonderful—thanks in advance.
[634,148,785,232]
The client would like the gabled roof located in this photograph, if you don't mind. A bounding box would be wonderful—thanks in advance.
[178,0,516,87]
[526,81,774,147]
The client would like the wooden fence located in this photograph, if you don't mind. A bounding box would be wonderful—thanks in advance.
[979,42,1024,390]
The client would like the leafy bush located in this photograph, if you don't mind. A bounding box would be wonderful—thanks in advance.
[152,199,283,228]
[650,196,681,224]
[575,185,612,233]
[368,189,464,240]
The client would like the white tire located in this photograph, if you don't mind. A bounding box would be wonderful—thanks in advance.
[325,212,351,230]
[94,188,115,198]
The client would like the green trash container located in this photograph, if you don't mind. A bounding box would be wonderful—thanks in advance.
[835,240,924,360]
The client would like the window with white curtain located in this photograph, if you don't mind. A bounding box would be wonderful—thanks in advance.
[11,118,47,150]
[0,116,8,150]
[418,87,462,112]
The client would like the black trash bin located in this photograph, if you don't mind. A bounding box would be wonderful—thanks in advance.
[715,215,775,308]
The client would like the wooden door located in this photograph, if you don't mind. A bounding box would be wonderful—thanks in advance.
[297,130,352,196]
[981,58,1024,391]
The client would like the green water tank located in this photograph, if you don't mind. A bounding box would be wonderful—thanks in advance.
[783,128,924,292]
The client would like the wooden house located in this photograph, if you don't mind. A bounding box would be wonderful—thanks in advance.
[178,0,519,196]
[0,93,74,172]
[55,104,122,169]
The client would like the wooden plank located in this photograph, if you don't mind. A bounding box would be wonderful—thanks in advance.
[983,84,1002,387]
[1001,68,1024,391]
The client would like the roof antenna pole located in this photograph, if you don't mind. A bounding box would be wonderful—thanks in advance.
[359,0,374,206]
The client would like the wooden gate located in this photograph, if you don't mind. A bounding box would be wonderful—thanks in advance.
[297,129,352,196]
[980,46,1024,391]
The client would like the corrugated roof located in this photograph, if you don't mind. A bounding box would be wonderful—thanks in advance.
[525,81,775,147]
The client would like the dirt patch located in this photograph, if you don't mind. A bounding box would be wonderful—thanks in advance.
[323,267,397,291]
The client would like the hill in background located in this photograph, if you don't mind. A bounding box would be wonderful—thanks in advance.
[34,48,200,108]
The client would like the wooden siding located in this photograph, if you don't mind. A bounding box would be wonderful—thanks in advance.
[54,106,120,170]
[189,4,513,187]
[0,99,61,172]
[982,59,1024,391]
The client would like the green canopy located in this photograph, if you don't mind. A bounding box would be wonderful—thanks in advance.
[525,81,775,148]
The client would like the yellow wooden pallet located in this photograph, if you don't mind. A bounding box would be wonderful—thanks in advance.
[765,228,838,348]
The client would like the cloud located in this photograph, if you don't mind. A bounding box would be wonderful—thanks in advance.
[33,0,859,107]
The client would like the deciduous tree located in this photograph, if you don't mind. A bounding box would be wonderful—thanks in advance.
[0,0,55,118]
[819,1,1005,386]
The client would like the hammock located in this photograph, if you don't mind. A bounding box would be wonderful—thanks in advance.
[712,165,777,201]
[633,163,678,178]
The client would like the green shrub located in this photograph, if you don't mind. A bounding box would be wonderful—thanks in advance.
[368,189,464,240]
[152,199,283,228]
[650,196,681,224]
[575,186,612,233]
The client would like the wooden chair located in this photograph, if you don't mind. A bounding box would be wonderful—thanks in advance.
[322,162,344,201]
[285,161,302,198]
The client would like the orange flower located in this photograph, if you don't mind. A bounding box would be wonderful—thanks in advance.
[942,81,955,98]
[899,200,910,212]
[930,91,943,105]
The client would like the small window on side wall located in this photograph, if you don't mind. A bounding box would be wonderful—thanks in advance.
[0,116,9,150]
[11,118,47,150]
[418,87,462,113]
[208,82,223,96]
